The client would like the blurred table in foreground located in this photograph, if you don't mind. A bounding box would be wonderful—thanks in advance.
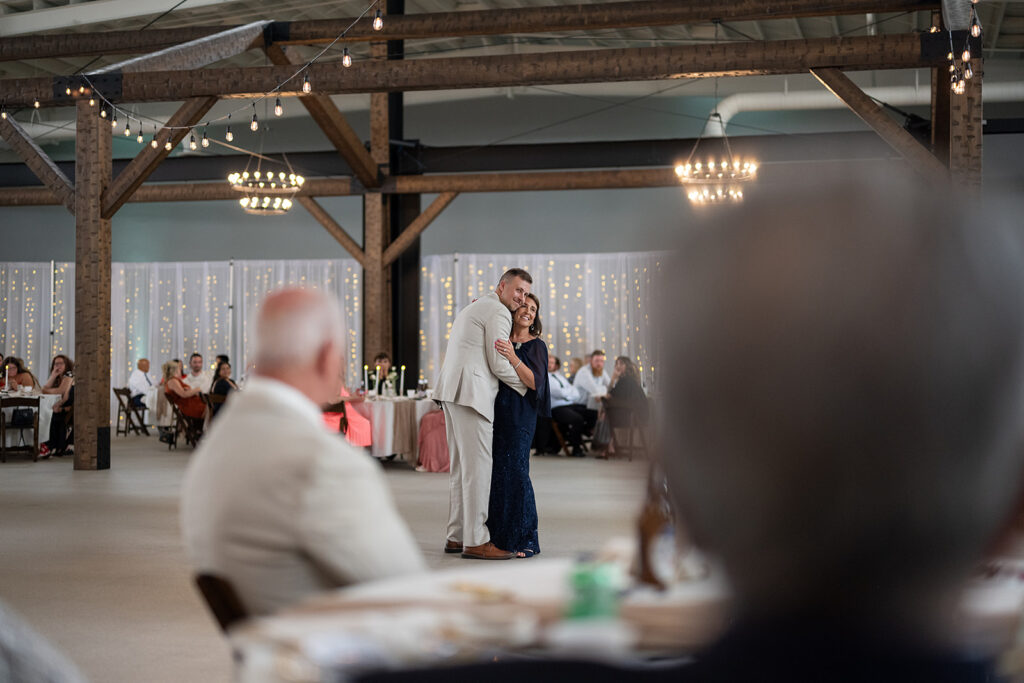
[231,556,729,683]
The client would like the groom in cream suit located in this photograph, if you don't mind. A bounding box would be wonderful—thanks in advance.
[435,268,531,560]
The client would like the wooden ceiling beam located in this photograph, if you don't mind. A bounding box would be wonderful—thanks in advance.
[101,96,218,218]
[297,196,366,266]
[265,45,380,188]
[0,113,76,213]
[0,0,937,61]
[810,67,949,185]
[90,21,271,74]
[1,33,945,108]
[382,192,458,267]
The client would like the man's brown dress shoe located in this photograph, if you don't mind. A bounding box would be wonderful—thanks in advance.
[461,542,515,560]
[444,540,463,554]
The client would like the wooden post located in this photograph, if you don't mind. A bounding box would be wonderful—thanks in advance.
[73,100,112,470]
[363,37,392,364]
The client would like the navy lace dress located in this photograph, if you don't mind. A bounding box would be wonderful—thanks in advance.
[488,338,551,556]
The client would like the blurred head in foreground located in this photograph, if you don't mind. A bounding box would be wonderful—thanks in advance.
[661,172,1024,637]
[253,288,345,405]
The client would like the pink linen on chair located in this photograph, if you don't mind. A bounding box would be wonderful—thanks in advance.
[416,409,449,472]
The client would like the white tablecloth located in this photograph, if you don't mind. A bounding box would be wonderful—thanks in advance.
[2,392,60,448]
[360,397,439,461]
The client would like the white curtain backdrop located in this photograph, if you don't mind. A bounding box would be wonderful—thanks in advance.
[0,251,664,429]
[420,252,666,392]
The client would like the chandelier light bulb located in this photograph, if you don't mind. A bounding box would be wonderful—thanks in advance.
[274,98,283,117]
[343,48,353,68]
[302,74,311,94]
[373,8,383,31]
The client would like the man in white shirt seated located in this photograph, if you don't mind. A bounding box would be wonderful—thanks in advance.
[127,358,154,408]
[183,352,213,393]
[536,356,587,457]
[180,288,426,617]
[572,349,610,435]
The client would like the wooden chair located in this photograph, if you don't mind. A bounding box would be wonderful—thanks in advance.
[0,396,40,462]
[202,393,227,421]
[113,387,149,436]
[550,421,572,457]
[607,400,651,462]
[194,573,249,633]
[170,402,204,449]
[322,400,349,435]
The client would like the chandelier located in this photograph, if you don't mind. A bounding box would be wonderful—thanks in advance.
[675,112,757,205]
[227,131,305,215]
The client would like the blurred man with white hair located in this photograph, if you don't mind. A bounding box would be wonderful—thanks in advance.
[181,288,425,616]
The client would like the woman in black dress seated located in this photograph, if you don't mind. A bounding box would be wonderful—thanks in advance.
[208,360,238,417]
[602,356,648,430]
[38,356,75,458]
[492,292,550,558]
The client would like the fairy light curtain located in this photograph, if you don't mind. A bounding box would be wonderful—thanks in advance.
[0,263,52,379]
[420,252,666,393]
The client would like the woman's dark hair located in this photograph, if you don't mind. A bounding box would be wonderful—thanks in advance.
[615,356,641,383]
[373,351,392,364]
[525,292,543,337]
[211,360,231,392]
[47,354,74,388]
[4,356,26,374]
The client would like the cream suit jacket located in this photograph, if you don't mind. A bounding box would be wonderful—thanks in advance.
[434,291,526,422]
[180,376,426,616]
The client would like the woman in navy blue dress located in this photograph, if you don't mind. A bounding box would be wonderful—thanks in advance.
[491,292,550,558]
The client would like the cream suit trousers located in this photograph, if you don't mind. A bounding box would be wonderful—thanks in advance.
[443,401,494,548]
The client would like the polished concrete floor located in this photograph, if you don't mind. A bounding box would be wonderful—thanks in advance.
[0,436,648,682]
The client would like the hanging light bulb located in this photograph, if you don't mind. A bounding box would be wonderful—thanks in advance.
[124,119,131,137]
[88,97,96,107]
[189,132,197,151]
[201,129,210,148]
[274,97,283,117]
[225,114,234,142]
[962,49,971,62]
[971,17,982,38]
[250,113,259,132]
[162,138,171,151]
[33,100,40,109]
[78,86,85,94]
[65,87,72,96]
[965,63,974,80]
[150,127,159,149]
[136,129,144,144]
[342,48,353,68]
[100,107,107,119]
[302,74,311,94]
[373,8,383,31]
[0,103,6,120]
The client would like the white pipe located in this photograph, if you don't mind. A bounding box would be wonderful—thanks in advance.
[704,81,1024,136]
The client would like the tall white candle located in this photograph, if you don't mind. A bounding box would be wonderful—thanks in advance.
[400,365,406,395]
[375,365,381,396]
[363,364,368,394]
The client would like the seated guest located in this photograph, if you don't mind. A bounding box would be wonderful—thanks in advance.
[41,354,73,396]
[601,356,648,429]
[572,349,610,434]
[181,288,425,616]
[163,359,205,420]
[38,368,74,459]
[216,354,229,365]
[183,353,212,391]
[127,358,154,408]
[323,364,372,449]
[208,360,238,417]
[566,356,584,383]
[368,351,393,393]
[2,356,38,391]
[535,356,586,457]
[356,174,1024,682]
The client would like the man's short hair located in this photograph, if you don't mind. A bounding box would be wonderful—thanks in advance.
[499,268,532,285]
[552,357,561,370]
[590,349,605,358]
[189,353,202,361]
[662,171,1024,622]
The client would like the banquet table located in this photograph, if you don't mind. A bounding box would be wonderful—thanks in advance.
[1,392,60,451]
[357,396,439,462]
[230,553,730,682]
